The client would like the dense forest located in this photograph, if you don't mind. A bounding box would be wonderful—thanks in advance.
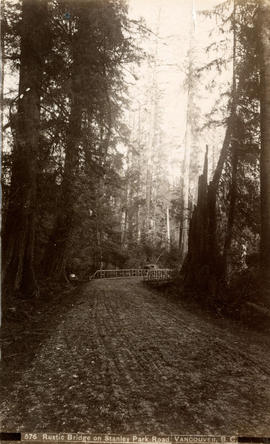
[1,0,270,314]
[1,0,270,436]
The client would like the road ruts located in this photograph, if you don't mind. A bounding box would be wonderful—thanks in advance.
[1,278,270,435]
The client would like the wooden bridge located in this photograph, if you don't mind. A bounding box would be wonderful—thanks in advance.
[89,268,174,285]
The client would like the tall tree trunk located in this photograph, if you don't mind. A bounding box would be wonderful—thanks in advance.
[183,118,234,294]
[42,22,84,279]
[182,146,208,287]
[1,0,4,154]
[180,122,191,261]
[179,1,196,262]
[166,207,171,251]
[146,94,155,230]
[222,145,239,279]
[222,0,238,281]
[2,0,48,299]
[206,118,234,255]
[146,19,159,234]
[259,0,270,292]
[44,98,82,278]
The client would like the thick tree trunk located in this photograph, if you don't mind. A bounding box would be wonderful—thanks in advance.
[42,13,96,279]
[183,119,234,296]
[42,70,83,279]
[259,0,270,290]
[222,144,239,279]
[2,0,48,298]
[222,0,238,282]
[1,0,4,153]
[205,121,233,263]
[166,207,171,251]
[179,4,197,262]
[180,122,191,262]
[182,147,208,287]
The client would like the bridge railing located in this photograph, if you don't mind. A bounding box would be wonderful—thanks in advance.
[90,268,148,280]
[89,268,174,281]
[143,268,174,282]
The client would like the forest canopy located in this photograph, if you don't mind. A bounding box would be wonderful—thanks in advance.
[1,0,270,312]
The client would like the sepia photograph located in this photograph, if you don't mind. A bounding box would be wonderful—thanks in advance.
[1,0,270,439]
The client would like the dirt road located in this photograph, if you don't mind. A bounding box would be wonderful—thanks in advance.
[1,279,270,434]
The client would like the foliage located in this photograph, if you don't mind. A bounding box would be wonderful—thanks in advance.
[2,0,145,290]
[189,0,261,286]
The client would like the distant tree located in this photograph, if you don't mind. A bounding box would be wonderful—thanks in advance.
[180,43,201,262]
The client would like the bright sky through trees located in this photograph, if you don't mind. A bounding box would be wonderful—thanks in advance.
[127,0,231,183]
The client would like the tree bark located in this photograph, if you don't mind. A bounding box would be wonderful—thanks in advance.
[2,0,49,298]
[42,32,83,278]
[259,0,270,290]
[222,144,239,279]
[182,146,208,288]
[1,0,5,155]
[206,119,233,259]
[222,1,238,281]
[183,118,234,296]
